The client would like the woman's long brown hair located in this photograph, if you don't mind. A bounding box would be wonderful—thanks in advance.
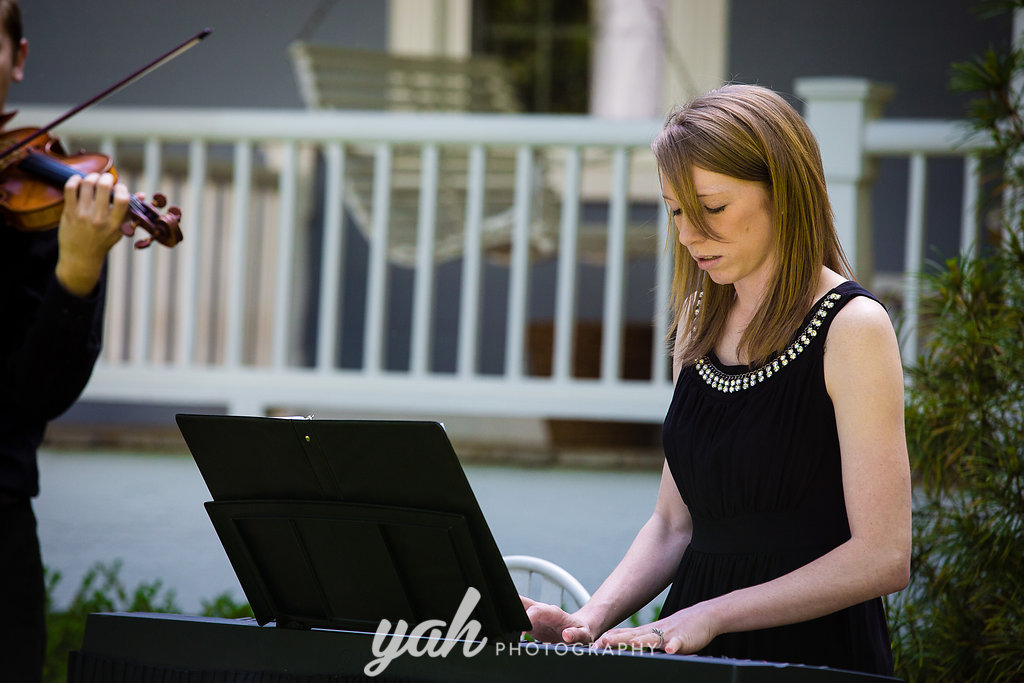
[653,84,853,368]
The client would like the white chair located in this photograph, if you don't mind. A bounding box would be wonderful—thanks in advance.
[503,554,591,612]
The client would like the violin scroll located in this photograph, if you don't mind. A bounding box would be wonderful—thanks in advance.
[125,191,183,249]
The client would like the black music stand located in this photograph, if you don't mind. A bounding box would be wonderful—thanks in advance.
[175,413,531,642]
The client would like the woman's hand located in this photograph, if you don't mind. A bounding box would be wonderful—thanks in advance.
[520,596,598,645]
[56,172,132,296]
[593,603,718,655]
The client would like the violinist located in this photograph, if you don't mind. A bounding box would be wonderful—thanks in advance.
[0,1,136,680]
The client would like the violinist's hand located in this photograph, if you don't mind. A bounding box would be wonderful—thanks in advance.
[593,603,717,655]
[521,596,597,645]
[56,172,132,297]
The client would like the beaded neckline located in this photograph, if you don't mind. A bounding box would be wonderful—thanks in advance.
[694,290,843,393]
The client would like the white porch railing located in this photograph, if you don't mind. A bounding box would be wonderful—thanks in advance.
[16,104,674,420]
[15,78,985,420]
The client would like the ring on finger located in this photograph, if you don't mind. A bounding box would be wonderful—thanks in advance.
[651,627,664,650]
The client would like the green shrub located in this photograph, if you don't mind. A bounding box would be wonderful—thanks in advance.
[888,244,1024,682]
[43,561,252,683]
[887,4,1024,679]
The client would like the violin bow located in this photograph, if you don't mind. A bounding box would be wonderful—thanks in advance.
[0,28,212,163]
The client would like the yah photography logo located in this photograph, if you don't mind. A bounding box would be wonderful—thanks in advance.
[364,587,486,676]
[363,587,656,677]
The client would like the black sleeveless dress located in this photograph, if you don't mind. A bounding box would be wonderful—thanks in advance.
[661,281,894,675]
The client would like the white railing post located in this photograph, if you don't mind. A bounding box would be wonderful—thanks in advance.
[505,146,534,380]
[364,143,393,376]
[316,142,347,373]
[600,146,630,384]
[225,140,253,370]
[552,147,581,384]
[410,143,440,377]
[456,144,486,378]
[795,78,894,286]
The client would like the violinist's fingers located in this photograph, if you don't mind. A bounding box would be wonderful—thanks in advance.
[66,172,128,230]
[64,172,102,214]
[109,180,131,223]
[60,172,129,247]
[57,172,120,296]
[62,173,82,204]
[88,173,116,222]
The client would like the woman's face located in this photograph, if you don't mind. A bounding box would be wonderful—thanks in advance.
[662,166,777,292]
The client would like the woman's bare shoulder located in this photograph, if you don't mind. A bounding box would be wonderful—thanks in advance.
[830,293,894,339]
[824,293,902,393]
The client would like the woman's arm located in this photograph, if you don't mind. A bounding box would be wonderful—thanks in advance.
[523,461,693,643]
[524,313,696,644]
[574,461,693,637]
[596,295,912,654]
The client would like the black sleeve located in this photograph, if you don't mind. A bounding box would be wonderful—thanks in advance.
[0,267,106,421]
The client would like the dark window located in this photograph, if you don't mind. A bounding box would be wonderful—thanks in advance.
[472,0,592,114]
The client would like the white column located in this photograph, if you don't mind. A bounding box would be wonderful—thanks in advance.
[795,78,894,286]
[591,0,665,119]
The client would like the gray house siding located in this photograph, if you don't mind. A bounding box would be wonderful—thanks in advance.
[729,0,1011,274]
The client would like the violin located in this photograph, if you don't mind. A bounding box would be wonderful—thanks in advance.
[0,125,183,249]
[0,28,210,249]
